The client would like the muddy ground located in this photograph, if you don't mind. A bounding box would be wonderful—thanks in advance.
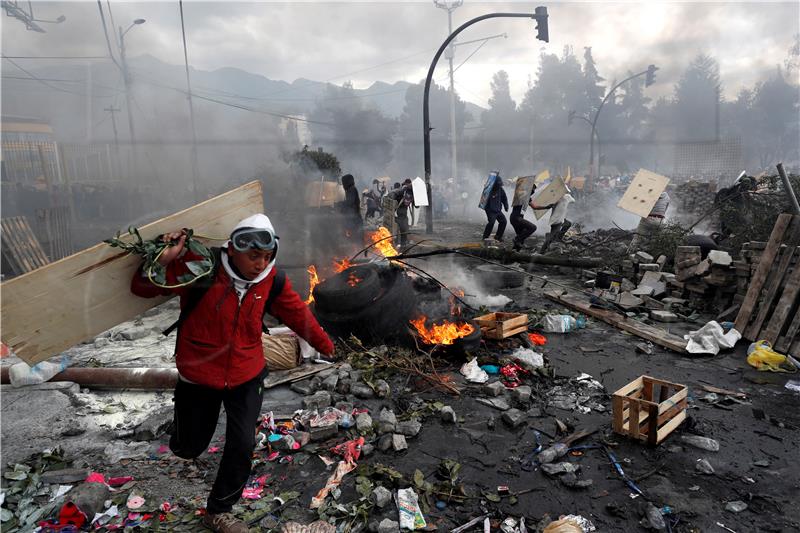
[2,222,799,532]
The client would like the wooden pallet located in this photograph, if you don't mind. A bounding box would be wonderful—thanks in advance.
[1,216,50,275]
[734,214,800,356]
[612,375,687,445]
[474,312,528,339]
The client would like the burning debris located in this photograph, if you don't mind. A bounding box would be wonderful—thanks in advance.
[409,316,476,346]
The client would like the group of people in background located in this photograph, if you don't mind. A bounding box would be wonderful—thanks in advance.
[336,174,416,247]
[480,171,575,253]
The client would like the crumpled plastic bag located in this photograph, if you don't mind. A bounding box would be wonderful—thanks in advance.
[460,358,488,383]
[396,488,426,530]
[684,320,741,355]
[509,347,544,369]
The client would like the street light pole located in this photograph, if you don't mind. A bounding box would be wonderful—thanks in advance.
[118,19,145,183]
[423,7,549,234]
[434,0,462,191]
[588,65,657,186]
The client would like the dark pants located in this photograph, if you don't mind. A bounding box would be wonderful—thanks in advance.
[540,219,572,252]
[170,368,266,514]
[483,210,507,240]
[396,212,410,245]
[510,214,536,248]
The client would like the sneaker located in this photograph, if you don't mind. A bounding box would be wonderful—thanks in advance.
[203,512,249,533]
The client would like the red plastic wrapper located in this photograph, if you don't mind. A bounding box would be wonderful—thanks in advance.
[330,437,365,464]
[528,333,547,345]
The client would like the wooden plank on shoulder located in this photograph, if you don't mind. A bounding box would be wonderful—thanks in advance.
[544,290,688,353]
[734,214,795,333]
[1,181,264,365]
[744,246,795,340]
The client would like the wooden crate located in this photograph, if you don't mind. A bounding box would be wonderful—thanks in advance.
[612,376,687,445]
[474,312,528,339]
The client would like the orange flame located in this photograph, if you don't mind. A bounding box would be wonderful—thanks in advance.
[347,272,362,287]
[305,265,320,305]
[332,257,353,273]
[410,315,475,345]
[369,226,399,259]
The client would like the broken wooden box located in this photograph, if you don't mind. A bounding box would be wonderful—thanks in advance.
[474,312,528,339]
[612,375,687,445]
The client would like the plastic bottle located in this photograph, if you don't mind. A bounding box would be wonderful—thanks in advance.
[542,315,587,333]
[643,503,667,531]
[8,357,69,387]
[537,443,568,464]
[339,412,354,429]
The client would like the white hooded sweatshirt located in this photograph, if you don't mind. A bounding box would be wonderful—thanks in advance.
[222,213,278,302]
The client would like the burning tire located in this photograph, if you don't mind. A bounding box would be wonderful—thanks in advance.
[476,263,525,289]
[312,264,381,313]
[314,267,416,341]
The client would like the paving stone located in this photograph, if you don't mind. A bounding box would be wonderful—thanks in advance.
[290,380,316,396]
[378,408,397,434]
[635,251,654,263]
[133,406,173,441]
[370,486,392,508]
[695,458,714,475]
[395,419,421,437]
[501,408,527,428]
[639,263,661,272]
[440,406,457,423]
[378,519,400,533]
[321,374,339,392]
[351,383,375,399]
[335,379,351,395]
[511,386,532,404]
[374,379,391,398]
[483,381,506,397]
[708,250,732,266]
[476,397,510,411]
[631,285,655,296]
[620,278,636,292]
[361,443,374,456]
[41,468,91,484]
[377,434,393,452]
[650,310,680,322]
[309,422,338,442]
[302,391,332,410]
[391,434,408,452]
[356,413,373,433]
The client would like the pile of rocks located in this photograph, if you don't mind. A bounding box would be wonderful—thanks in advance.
[669,246,736,312]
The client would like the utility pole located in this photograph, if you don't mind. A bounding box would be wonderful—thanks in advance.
[179,0,201,203]
[104,105,121,178]
[118,19,145,183]
[434,0,462,189]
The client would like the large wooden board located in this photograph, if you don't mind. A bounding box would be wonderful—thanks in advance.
[531,176,569,219]
[545,290,688,353]
[1,181,264,365]
[617,169,670,218]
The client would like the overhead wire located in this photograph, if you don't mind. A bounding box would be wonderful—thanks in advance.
[96,0,121,69]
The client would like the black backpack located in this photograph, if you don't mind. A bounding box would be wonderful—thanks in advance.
[162,247,286,336]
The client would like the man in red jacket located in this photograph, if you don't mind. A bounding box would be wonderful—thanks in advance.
[131,214,334,533]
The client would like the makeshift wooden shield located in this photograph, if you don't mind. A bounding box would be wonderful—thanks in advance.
[617,169,670,218]
[1,181,264,365]
[411,177,429,207]
[478,172,499,209]
[512,176,536,207]
[531,176,569,220]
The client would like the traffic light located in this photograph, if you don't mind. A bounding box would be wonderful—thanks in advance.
[645,64,658,87]
[534,6,549,43]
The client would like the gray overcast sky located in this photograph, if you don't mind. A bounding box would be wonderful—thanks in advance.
[3,1,798,107]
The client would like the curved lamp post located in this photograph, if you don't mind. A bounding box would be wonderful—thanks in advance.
[422,6,549,233]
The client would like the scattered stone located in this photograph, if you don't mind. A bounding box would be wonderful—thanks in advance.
[618,292,645,310]
[483,381,506,397]
[501,408,527,428]
[621,278,636,292]
[650,310,679,323]
[753,459,770,467]
[41,468,90,485]
[303,391,332,410]
[642,503,666,531]
[377,434,393,452]
[119,327,150,341]
[361,443,374,457]
[635,251,654,263]
[321,374,339,392]
[656,255,667,269]
[93,337,110,348]
[560,472,593,489]
[133,406,173,441]
[440,406,457,424]
[680,435,720,452]
[66,481,111,519]
[377,519,400,533]
[635,342,654,355]
[632,285,655,296]
[335,379,351,395]
[370,486,392,508]
[309,422,338,442]
[527,407,544,418]
[695,458,715,475]
[476,397,511,411]
[391,434,408,452]
[511,386,532,404]
[356,413,373,433]
[351,384,375,399]
[725,501,747,513]
[378,409,397,434]
[639,263,661,272]
[395,419,422,437]
[708,250,732,266]
[335,401,354,414]
[374,379,391,398]
[290,380,316,396]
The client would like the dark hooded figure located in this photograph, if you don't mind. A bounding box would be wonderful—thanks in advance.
[482,176,508,241]
[338,174,362,240]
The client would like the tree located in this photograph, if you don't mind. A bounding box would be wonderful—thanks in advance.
[583,47,605,113]
[673,54,722,142]
[475,70,528,174]
[749,67,800,168]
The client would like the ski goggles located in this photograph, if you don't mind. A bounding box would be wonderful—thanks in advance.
[230,227,277,252]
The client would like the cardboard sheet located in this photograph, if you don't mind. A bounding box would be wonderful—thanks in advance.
[512,175,536,207]
[411,177,429,207]
[617,169,670,218]
[530,176,569,220]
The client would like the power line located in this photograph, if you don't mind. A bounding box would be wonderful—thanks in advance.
[1,55,108,97]
[96,0,120,68]
[1,55,108,59]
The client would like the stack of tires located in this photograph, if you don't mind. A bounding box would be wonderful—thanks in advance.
[312,264,417,342]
